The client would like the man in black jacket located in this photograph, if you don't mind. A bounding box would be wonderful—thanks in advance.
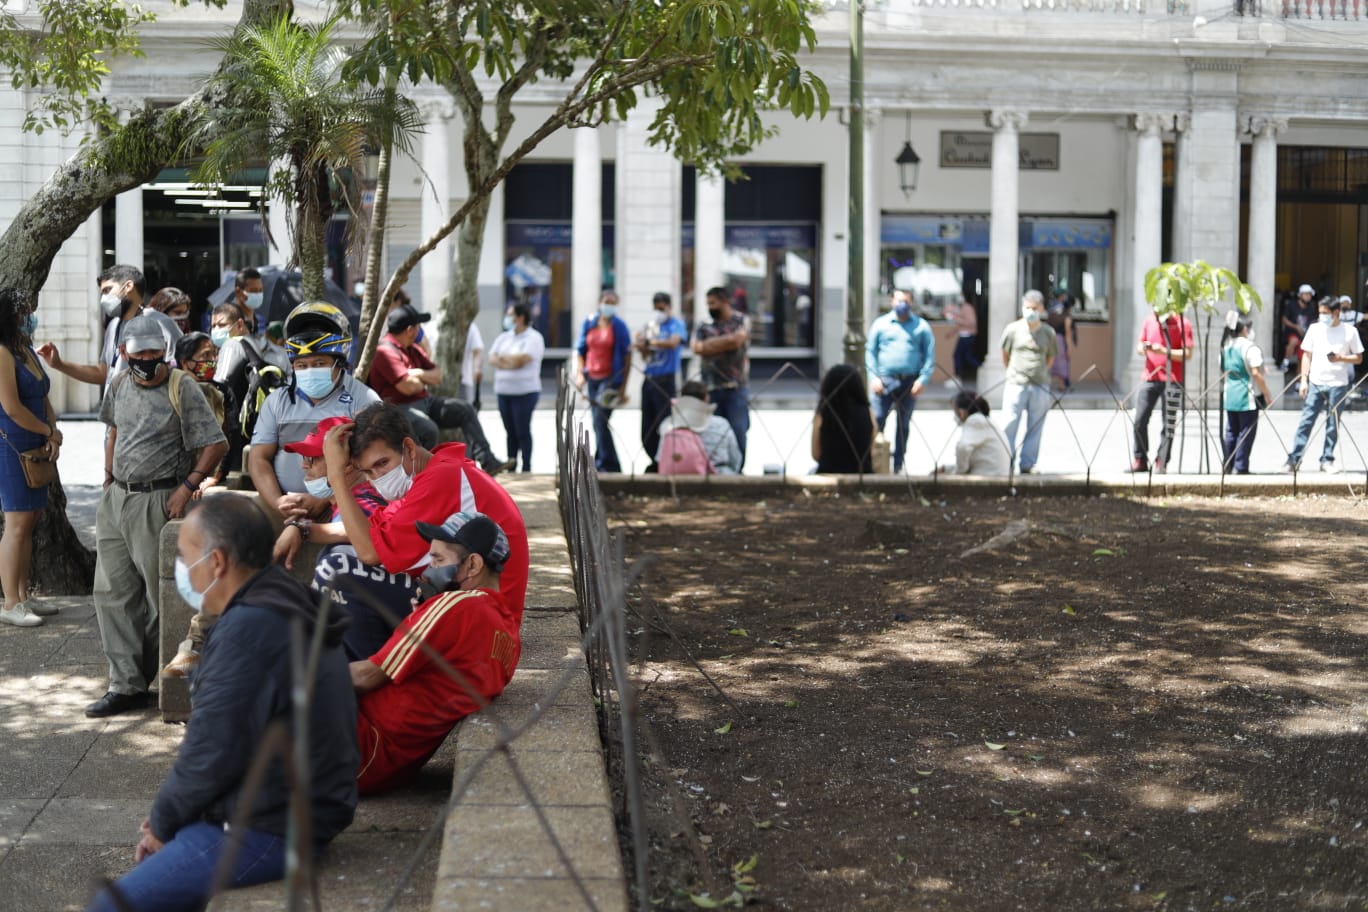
[87,496,358,912]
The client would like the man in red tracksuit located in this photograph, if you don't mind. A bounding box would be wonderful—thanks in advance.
[323,402,529,622]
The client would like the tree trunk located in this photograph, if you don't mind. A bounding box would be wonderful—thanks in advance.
[356,67,400,352]
[435,198,491,398]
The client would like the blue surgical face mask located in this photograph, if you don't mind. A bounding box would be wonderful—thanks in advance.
[1320,314,1333,326]
[304,475,333,500]
[893,302,911,319]
[210,326,231,348]
[1023,307,1041,322]
[174,552,216,613]
[244,291,265,311]
[503,315,514,331]
[295,365,338,400]
[600,304,618,319]
[20,313,38,337]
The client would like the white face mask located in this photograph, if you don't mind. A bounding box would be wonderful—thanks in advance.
[1246,329,1255,344]
[304,475,333,500]
[100,291,124,318]
[1023,306,1041,322]
[174,552,216,613]
[371,451,413,501]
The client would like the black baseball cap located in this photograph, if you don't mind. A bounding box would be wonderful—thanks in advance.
[415,511,510,571]
[387,304,432,333]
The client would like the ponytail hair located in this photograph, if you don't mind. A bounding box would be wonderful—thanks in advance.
[1221,310,1253,346]
[953,390,990,418]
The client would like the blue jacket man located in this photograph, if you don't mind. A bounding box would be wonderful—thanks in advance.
[88,496,357,912]
[574,291,633,471]
[864,291,935,473]
[637,291,688,471]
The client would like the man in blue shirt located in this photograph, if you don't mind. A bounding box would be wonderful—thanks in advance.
[864,291,935,473]
[636,291,688,472]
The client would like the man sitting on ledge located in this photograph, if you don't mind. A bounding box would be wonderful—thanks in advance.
[322,402,529,622]
[351,511,521,794]
[86,495,357,912]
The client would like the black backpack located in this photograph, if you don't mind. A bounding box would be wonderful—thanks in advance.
[238,339,286,440]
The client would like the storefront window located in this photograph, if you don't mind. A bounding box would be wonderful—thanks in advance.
[879,216,986,318]
[503,222,614,348]
[1022,219,1112,322]
[681,224,819,350]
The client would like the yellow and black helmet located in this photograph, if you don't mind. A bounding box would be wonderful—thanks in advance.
[284,302,352,362]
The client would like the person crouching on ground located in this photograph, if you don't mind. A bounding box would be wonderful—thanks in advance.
[656,380,742,475]
[352,511,520,794]
[85,496,357,912]
[942,391,1010,477]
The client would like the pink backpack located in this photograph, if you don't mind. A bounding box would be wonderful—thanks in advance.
[658,427,716,476]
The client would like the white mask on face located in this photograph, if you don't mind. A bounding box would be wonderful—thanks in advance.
[371,451,413,501]
[100,291,124,318]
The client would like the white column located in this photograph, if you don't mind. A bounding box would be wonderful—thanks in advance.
[1130,114,1168,387]
[693,171,725,314]
[1245,116,1285,321]
[983,109,1026,393]
[111,104,144,270]
[1171,113,1192,263]
[267,158,292,267]
[863,109,882,331]
[419,99,456,316]
[571,127,603,334]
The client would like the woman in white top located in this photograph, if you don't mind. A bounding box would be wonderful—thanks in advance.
[487,303,545,472]
[944,390,1011,476]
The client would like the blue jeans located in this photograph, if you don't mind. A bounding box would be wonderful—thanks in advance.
[1289,382,1349,465]
[709,386,750,469]
[585,377,621,472]
[1001,381,1051,471]
[871,376,919,472]
[86,822,286,912]
[640,374,677,471]
[497,392,538,472]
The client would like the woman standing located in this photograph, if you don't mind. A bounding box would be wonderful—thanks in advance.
[174,332,234,491]
[812,363,875,474]
[1221,312,1272,475]
[0,289,61,627]
[1047,290,1075,393]
[488,304,545,472]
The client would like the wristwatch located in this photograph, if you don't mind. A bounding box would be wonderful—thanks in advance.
[285,519,312,541]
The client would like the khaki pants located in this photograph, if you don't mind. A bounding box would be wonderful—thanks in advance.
[93,485,170,695]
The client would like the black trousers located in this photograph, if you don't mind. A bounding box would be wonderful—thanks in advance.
[641,374,677,470]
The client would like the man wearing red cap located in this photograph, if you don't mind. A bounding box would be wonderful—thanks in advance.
[350,511,520,794]
[274,416,418,659]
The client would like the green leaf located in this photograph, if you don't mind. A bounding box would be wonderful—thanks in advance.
[915,768,934,776]
[714,720,733,735]
[1062,605,1076,615]
[1092,548,1115,557]
[728,627,749,637]
[985,741,1007,751]
[690,894,722,909]
[733,854,758,874]
[784,700,799,708]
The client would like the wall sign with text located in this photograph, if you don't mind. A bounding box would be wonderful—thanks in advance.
[939,131,1060,170]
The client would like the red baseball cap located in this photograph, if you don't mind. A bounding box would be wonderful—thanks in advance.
[283,416,354,458]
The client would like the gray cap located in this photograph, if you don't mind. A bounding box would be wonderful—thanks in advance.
[122,314,166,356]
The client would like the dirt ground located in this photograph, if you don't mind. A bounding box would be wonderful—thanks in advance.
[609,492,1368,912]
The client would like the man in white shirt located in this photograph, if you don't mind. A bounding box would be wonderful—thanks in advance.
[1285,297,1364,473]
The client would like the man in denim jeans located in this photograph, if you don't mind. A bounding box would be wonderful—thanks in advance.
[1285,296,1364,473]
[865,290,935,473]
[999,290,1057,474]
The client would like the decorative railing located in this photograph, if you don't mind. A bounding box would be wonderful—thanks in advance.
[890,0,1188,12]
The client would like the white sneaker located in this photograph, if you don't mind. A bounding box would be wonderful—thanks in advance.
[1321,461,1342,474]
[0,605,43,627]
[26,600,59,617]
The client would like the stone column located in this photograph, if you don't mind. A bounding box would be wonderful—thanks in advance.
[863,108,883,332]
[1170,113,1192,263]
[113,107,144,270]
[419,99,456,316]
[1128,114,1168,387]
[983,109,1027,393]
[693,170,725,315]
[267,158,292,266]
[1245,116,1285,322]
[571,126,602,333]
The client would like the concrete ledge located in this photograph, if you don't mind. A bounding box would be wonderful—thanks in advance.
[597,470,1368,498]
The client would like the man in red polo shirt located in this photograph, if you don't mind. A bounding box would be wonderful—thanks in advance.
[322,402,529,619]
[368,303,512,474]
[1131,311,1194,474]
[350,511,520,794]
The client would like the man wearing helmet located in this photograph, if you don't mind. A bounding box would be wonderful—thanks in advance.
[248,302,380,520]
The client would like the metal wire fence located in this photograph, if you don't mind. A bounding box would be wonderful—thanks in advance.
[575,354,1368,496]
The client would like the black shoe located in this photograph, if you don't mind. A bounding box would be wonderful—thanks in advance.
[482,457,516,476]
[85,691,149,718]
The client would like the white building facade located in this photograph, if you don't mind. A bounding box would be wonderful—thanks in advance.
[5,0,1368,411]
